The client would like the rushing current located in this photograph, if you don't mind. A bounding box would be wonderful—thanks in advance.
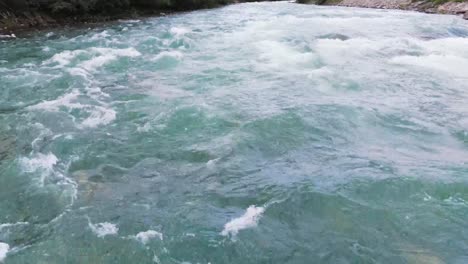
[1,2,468,263]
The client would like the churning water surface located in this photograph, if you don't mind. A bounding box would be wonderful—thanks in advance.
[1,2,468,263]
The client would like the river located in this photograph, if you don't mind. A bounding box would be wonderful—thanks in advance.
[1,2,468,263]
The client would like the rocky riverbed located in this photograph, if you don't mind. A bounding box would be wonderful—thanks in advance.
[304,0,468,19]
[437,1,468,19]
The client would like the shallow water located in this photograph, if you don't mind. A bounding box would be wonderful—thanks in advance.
[1,2,468,263]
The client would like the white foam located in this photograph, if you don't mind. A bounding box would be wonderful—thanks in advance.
[0,34,16,39]
[0,222,29,231]
[134,230,163,244]
[28,90,82,112]
[80,54,115,71]
[444,196,467,206]
[85,86,110,98]
[153,50,184,61]
[44,50,85,67]
[44,47,140,70]
[80,106,117,128]
[391,54,468,78]
[221,205,265,236]
[119,19,141,23]
[170,27,191,36]
[89,221,119,238]
[89,30,110,41]
[206,158,220,170]
[389,37,468,78]
[254,40,318,71]
[0,243,9,263]
[422,192,433,202]
[80,47,141,71]
[22,63,35,68]
[314,38,381,66]
[28,90,116,128]
[137,122,152,133]
[422,38,468,58]
[19,152,58,186]
[67,67,91,80]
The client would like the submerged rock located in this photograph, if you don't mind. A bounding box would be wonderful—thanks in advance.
[0,133,16,164]
[318,33,350,41]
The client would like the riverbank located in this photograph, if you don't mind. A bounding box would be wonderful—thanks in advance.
[0,0,273,36]
[300,0,468,19]
[2,0,467,36]
[0,8,170,36]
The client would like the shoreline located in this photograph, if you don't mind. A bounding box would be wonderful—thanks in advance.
[0,0,262,36]
[301,0,468,19]
[0,8,176,37]
[2,1,468,37]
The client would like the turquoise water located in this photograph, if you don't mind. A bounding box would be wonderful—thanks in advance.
[1,2,468,263]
